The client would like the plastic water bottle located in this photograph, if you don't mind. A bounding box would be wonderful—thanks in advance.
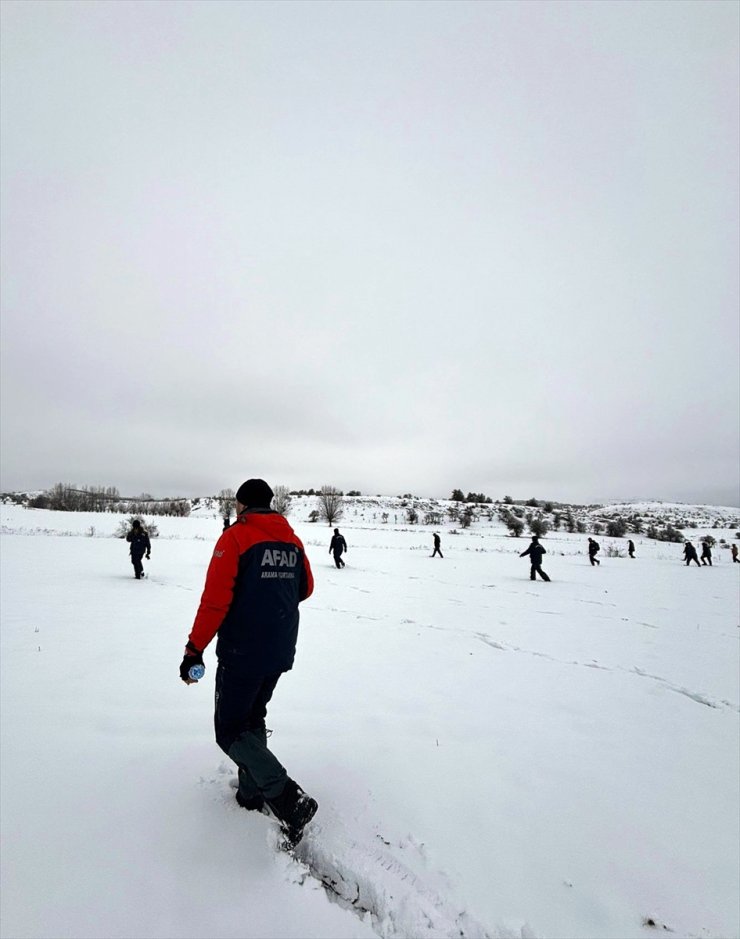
[188,663,205,682]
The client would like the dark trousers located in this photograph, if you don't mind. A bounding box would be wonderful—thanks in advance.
[589,555,600,566]
[130,553,144,578]
[214,661,287,801]
[432,547,443,558]
[332,551,345,568]
[701,557,712,566]
[530,564,550,581]
[686,557,701,566]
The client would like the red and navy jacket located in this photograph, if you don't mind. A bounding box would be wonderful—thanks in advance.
[188,508,314,674]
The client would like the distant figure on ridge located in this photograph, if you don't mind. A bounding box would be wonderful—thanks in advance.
[587,537,601,566]
[683,541,701,567]
[126,519,151,580]
[329,528,347,568]
[519,535,550,581]
[732,544,739,563]
[700,541,713,566]
[431,532,443,558]
[628,539,635,558]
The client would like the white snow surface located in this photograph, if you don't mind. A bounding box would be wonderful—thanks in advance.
[1,501,738,939]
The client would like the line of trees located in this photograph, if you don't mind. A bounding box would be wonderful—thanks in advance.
[28,484,190,516]
[451,489,493,504]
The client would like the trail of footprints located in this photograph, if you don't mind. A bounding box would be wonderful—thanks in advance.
[212,772,527,938]
[288,818,530,939]
[393,617,738,714]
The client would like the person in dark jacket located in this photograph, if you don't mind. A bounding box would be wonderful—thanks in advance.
[683,541,701,567]
[732,543,739,563]
[700,541,713,566]
[587,538,600,566]
[431,533,443,558]
[628,540,636,558]
[520,536,550,581]
[329,528,347,568]
[126,520,151,579]
[180,478,317,844]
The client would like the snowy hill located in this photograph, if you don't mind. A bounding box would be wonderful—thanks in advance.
[1,501,738,939]
[4,489,739,535]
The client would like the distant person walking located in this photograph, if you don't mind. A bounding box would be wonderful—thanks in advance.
[732,544,739,563]
[628,540,635,558]
[700,542,713,566]
[587,538,601,566]
[683,541,701,567]
[431,533,443,558]
[519,535,550,581]
[126,519,151,579]
[329,528,347,568]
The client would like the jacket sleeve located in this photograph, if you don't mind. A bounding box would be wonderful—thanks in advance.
[300,550,314,602]
[188,531,240,651]
[126,532,133,543]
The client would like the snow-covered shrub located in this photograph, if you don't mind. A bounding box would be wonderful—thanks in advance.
[529,517,549,537]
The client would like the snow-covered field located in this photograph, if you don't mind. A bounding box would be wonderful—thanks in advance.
[1,501,738,939]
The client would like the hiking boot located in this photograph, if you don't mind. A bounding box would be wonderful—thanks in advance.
[265,778,318,842]
[235,790,265,812]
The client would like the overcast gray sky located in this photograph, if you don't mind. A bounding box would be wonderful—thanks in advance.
[1,0,738,505]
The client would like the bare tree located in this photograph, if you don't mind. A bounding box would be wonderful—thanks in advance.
[217,488,235,525]
[272,485,292,516]
[318,485,344,526]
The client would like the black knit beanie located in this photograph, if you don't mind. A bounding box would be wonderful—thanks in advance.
[236,478,274,508]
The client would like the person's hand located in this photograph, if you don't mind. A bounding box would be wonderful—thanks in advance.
[146,553,151,560]
[179,641,203,684]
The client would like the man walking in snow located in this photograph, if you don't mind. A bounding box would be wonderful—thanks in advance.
[587,537,600,566]
[683,541,701,567]
[329,528,347,568]
[700,541,713,566]
[179,478,317,844]
[126,519,151,579]
[519,535,550,581]
[628,540,636,558]
[732,544,739,563]
[431,532,443,558]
